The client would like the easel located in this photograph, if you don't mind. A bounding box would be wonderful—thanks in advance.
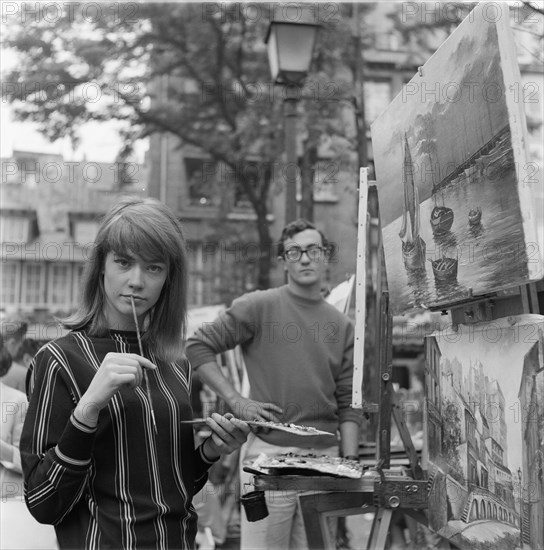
[248,169,543,548]
[250,174,430,549]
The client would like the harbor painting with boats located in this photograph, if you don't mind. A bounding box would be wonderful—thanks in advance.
[371,3,539,314]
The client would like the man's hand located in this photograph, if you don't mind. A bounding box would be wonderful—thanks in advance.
[229,397,283,422]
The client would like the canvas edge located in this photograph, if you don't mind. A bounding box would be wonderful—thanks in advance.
[495,2,544,280]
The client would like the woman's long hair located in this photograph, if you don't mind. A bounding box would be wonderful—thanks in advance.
[63,196,188,363]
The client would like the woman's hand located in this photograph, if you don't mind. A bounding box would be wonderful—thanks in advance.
[201,413,250,461]
[74,353,157,427]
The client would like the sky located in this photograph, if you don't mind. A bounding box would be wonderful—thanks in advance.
[0,48,148,163]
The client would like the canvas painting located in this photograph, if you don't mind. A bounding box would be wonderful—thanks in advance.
[371,2,542,315]
[423,315,544,549]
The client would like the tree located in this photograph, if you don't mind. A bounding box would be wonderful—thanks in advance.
[10,3,455,289]
[388,1,475,52]
[390,1,543,56]
[4,3,279,288]
[4,3,375,289]
[523,1,544,17]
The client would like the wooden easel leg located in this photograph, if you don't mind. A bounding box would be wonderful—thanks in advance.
[299,491,371,549]
[366,508,393,550]
[528,282,540,313]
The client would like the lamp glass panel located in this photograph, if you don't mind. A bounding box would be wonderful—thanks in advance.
[275,25,316,73]
[266,30,279,81]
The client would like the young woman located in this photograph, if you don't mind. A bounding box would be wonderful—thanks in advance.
[20,197,250,549]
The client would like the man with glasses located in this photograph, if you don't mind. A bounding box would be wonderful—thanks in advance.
[186,219,361,549]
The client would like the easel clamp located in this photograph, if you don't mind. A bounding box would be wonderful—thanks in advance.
[373,478,428,509]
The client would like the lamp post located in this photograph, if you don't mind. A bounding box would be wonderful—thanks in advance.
[265,6,320,223]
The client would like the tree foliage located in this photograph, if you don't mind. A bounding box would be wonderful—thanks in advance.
[3,2,369,289]
[389,0,543,58]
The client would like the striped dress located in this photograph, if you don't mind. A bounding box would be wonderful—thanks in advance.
[20,329,215,549]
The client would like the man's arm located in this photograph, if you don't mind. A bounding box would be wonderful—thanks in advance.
[196,360,283,421]
[196,361,242,412]
[339,420,361,459]
[187,294,283,422]
[336,320,363,459]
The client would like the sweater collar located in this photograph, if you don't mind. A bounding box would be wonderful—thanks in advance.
[283,285,325,305]
[108,329,141,344]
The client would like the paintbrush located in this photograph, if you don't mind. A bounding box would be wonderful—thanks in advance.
[130,295,158,434]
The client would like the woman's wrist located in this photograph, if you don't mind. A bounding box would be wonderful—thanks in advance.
[74,399,100,429]
[201,437,220,463]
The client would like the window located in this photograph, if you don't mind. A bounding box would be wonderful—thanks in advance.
[187,241,258,307]
[187,242,221,306]
[0,262,20,304]
[364,80,392,123]
[313,160,339,202]
[184,158,217,206]
[465,411,476,442]
[71,263,86,306]
[187,242,202,306]
[468,455,477,485]
[234,162,260,208]
[201,247,222,306]
[229,259,257,295]
[16,157,40,187]
[374,31,402,51]
[73,221,99,245]
[48,263,72,307]
[21,263,45,305]
[0,216,28,243]
[481,468,489,489]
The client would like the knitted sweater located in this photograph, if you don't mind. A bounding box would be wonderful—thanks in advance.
[186,286,362,449]
[20,329,214,550]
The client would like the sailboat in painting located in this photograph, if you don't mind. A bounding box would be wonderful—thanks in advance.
[429,255,458,281]
[430,204,454,234]
[399,135,426,270]
[468,206,482,226]
[430,169,454,234]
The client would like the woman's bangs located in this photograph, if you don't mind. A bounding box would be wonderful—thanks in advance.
[105,216,165,263]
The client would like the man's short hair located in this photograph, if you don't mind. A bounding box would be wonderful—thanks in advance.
[277,219,329,258]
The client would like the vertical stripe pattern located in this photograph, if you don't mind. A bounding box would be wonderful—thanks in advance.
[20,329,210,549]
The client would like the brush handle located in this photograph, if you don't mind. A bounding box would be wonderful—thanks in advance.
[130,296,157,434]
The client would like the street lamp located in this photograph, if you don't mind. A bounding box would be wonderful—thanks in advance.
[265,6,320,223]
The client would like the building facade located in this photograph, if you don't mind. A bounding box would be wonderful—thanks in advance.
[518,328,544,548]
[0,149,144,335]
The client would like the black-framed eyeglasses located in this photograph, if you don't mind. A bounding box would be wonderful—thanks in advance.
[283,245,326,262]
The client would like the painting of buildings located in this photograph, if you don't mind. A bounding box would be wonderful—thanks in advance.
[371,3,542,314]
[518,331,544,549]
[424,315,544,549]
